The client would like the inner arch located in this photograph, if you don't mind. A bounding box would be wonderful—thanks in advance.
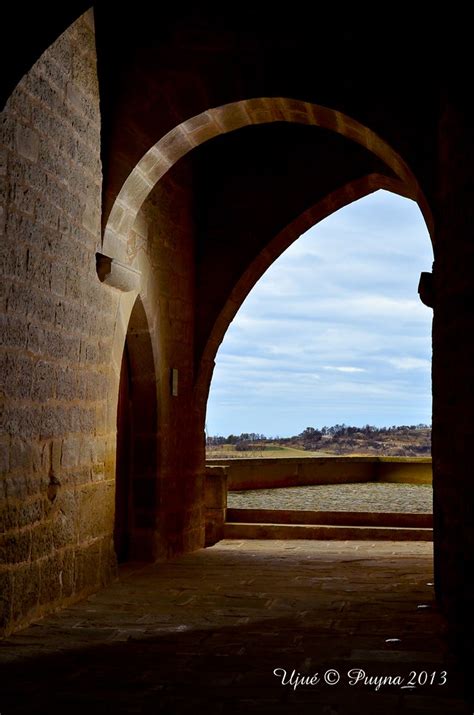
[195,174,423,403]
[205,190,433,436]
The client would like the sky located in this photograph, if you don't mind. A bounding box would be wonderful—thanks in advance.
[206,190,434,438]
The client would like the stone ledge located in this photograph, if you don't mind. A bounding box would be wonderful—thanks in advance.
[224,522,433,541]
[207,456,432,491]
[226,508,433,528]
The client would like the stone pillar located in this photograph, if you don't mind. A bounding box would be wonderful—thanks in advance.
[432,98,474,646]
[204,466,228,546]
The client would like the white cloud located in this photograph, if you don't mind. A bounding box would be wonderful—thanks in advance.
[322,366,366,373]
[388,357,432,370]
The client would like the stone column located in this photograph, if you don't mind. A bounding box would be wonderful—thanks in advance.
[204,466,228,546]
[432,98,474,646]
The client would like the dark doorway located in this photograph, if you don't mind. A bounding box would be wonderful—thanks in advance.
[114,339,133,562]
[114,297,159,563]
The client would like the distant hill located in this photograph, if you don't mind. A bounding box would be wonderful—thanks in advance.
[206,425,431,458]
[288,424,431,457]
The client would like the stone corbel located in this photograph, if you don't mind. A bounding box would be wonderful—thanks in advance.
[96,253,141,292]
[418,271,434,308]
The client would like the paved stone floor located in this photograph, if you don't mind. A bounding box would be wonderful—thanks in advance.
[228,484,433,513]
[0,540,470,714]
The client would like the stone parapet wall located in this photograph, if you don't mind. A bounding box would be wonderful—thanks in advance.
[207,457,432,491]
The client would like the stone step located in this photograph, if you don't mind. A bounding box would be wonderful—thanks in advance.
[226,507,432,528]
[224,522,433,541]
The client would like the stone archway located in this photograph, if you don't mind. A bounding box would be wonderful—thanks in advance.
[100,98,433,276]
[97,100,435,571]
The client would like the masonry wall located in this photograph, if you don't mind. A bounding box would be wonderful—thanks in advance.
[135,163,205,559]
[208,457,432,491]
[0,12,120,636]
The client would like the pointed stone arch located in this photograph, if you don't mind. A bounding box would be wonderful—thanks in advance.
[194,173,432,408]
[100,98,433,278]
[113,294,159,562]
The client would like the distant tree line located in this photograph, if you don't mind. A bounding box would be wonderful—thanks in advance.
[206,424,431,445]
[206,432,267,445]
[298,423,430,438]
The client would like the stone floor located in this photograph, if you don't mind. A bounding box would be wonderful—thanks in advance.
[228,483,433,513]
[0,540,470,714]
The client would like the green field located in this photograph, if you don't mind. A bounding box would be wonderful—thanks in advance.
[206,443,333,459]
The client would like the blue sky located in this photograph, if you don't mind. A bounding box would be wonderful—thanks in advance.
[206,190,433,437]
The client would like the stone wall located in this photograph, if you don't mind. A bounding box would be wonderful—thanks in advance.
[0,12,120,636]
[135,164,205,559]
[0,10,212,636]
[208,457,433,491]
[205,466,227,546]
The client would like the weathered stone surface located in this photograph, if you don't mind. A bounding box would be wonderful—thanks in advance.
[0,12,120,635]
[11,562,40,623]
[51,490,77,549]
[205,466,228,509]
[39,554,62,605]
[0,437,9,475]
[60,546,75,599]
[14,124,39,162]
[9,439,35,473]
[30,522,53,561]
[77,482,114,542]
[205,466,227,546]
[0,528,31,564]
[0,572,13,630]
[74,540,101,594]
